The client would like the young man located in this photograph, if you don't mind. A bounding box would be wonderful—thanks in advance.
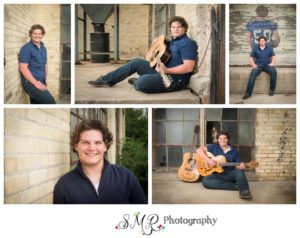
[246,4,280,48]
[196,132,253,200]
[53,120,147,204]
[88,16,198,93]
[242,36,277,99]
[19,24,56,104]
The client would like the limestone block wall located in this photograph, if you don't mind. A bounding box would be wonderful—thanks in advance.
[4,109,70,204]
[230,67,296,94]
[4,4,61,103]
[255,109,296,181]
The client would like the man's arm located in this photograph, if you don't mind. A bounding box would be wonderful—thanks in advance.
[269,56,276,66]
[272,30,280,48]
[247,32,253,48]
[53,181,67,204]
[45,63,48,85]
[20,63,48,91]
[249,57,258,69]
[157,60,195,74]
[196,146,217,167]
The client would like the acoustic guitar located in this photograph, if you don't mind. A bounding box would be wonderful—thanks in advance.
[178,125,201,182]
[145,35,173,88]
[145,35,171,67]
[197,152,259,177]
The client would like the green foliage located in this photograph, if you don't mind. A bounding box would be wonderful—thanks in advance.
[120,138,148,197]
[124,108,148,145]
[120,109,148,197]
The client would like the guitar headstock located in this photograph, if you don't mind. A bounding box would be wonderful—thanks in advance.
[245,161,259,169]
[194,125,200,133]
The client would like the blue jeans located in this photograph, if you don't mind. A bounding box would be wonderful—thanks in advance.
[102,58,186,93]
[245,65,277,96]
[22,79,56,104]
[202,169,250,192]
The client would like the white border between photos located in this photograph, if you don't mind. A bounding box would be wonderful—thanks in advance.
[0,0,299,238]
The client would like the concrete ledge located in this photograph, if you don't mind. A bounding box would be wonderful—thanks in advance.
[75,62,200,104]
[230,66,296,94]
[230,93,296,104]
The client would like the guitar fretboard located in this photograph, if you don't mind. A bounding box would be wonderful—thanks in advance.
[219,162,241,167]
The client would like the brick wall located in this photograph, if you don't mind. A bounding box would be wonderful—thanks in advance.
[105,5,149,60]
[35,5,61,100]
[4,4,61,103]
[255,109,296,181]
[230,4,296,66]
[4,109,70,204]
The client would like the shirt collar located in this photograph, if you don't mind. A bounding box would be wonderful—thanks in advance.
[217,143,232,154]
[76,159,110,178]
[172,33,187,41]
[30,40,44,48]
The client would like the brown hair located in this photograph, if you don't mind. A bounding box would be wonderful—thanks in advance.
[29,24,46,37]
[169,16,189,32]
[70,120,113,153]
[216,131,230,140]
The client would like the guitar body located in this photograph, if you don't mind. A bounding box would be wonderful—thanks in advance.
[197,152,259,177]
[145,35,171,68]
[197,155,226,177]
[178,152,201,182]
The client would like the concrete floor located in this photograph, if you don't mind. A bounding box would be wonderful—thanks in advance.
[152,171,296,204]
[75,61,199,104]
[230,93,296,104]
[56,94,71,104]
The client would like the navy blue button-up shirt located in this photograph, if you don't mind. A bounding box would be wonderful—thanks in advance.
[19,40,47,82]
[166,34,198,86]
[207,143,241,171]
[53,160,147,204]
[250,44,275,67]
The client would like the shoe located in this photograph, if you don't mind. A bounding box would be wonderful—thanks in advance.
[239,189,253,200]
[88,76,110,87]
[242,94,251,100]
[128,77,137,85]
[269,90,274,96]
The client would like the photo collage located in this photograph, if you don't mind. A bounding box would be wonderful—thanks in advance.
[1,2,298,237]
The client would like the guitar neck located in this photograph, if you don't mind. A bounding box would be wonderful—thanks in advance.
[219,162,241,167]
[156,57,166,77]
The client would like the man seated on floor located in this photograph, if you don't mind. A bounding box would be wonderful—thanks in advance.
[196,131,253,200]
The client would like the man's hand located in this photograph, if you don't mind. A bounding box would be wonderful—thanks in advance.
[236,163,245,170]
[155,63,160,73]
[252,63,258,69]
[207,158,217,167]
[268,63,274,67]
[155,63,167,73]
[34,81,48,91]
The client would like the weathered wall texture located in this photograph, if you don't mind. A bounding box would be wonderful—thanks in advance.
[4,4,61,103]
[175,5,213,103]
[255,109,296,181]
